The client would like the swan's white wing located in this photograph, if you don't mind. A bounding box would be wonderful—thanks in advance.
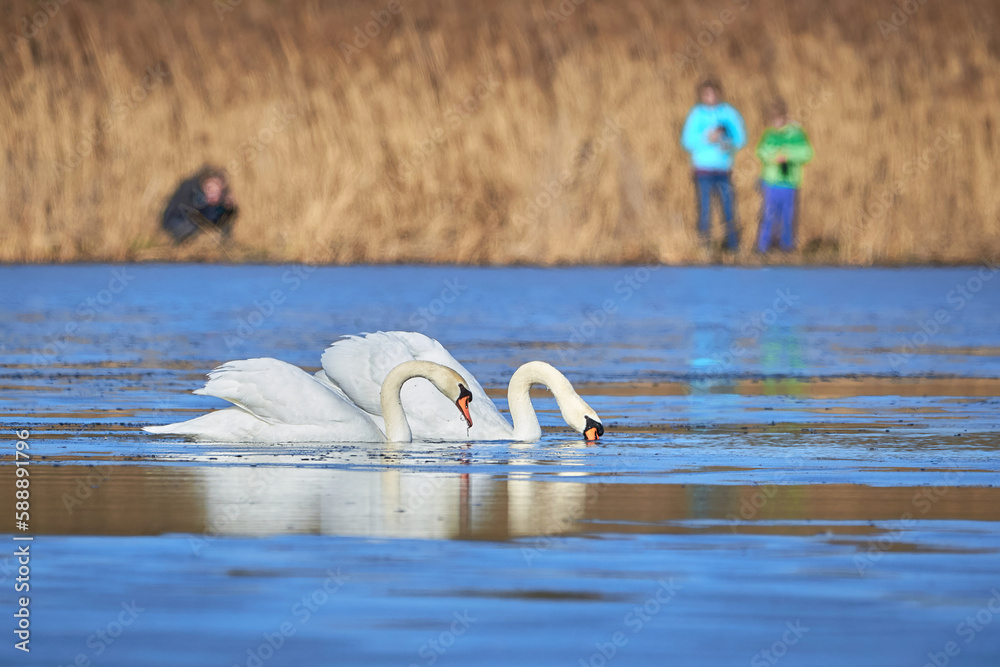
[195,358,375,426]
[321,331,514,441]
[144,407,267,440]
[314,369,387,432]
[147,358,385,442]
[321,332,429,415]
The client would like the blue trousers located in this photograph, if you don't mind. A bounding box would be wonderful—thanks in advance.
[758,183,797,252]
[695,172,738,249]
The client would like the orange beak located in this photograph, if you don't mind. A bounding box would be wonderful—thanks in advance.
[456,385,473,428]
[583,416,603,441]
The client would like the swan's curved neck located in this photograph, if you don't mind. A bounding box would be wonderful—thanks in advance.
[507,361,577,441]
[380,360,446,442]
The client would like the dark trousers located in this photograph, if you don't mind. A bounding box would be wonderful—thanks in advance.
[695,172,738,250]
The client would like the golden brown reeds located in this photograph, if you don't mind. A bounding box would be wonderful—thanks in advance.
[1,0,998,265]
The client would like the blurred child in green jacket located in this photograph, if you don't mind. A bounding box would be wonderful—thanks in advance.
[755,100,814,252]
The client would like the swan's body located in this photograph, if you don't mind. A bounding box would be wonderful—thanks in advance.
[320,332,603,442]
[144,357,472,443]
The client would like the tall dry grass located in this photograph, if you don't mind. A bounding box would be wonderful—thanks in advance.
[1,0,998,265]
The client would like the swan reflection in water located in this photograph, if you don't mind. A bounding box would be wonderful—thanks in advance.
[194,459,589,541]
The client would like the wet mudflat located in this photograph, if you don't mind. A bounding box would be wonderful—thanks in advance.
[1,265,999,666]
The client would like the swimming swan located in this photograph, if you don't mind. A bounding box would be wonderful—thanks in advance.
[144,357,473,443]
[318,332,604,442]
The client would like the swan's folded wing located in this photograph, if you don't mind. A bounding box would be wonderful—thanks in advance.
[321,331,481,411]
[386,331,492,396]
[321,331,512,440]
[195,357,372,427]
[321,333,413,414]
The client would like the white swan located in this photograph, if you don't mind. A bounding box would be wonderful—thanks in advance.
[144,357,473,443]
[318,332,604,442]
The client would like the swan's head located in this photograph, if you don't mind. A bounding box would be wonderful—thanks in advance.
[512,361,604,441]
[456,384,473,428]
[421,363,473,428]
[559,395,604,441]
[386,360,475,429]
[583,415,604,441]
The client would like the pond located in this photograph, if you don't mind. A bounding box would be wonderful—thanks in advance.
[1,264,999,666]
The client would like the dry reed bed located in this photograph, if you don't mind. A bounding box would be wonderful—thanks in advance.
[1,0,998,265]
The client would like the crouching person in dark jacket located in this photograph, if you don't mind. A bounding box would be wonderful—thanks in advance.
[162,165,238,244]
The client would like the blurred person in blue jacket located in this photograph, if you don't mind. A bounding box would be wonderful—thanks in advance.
[681,80,746,251]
